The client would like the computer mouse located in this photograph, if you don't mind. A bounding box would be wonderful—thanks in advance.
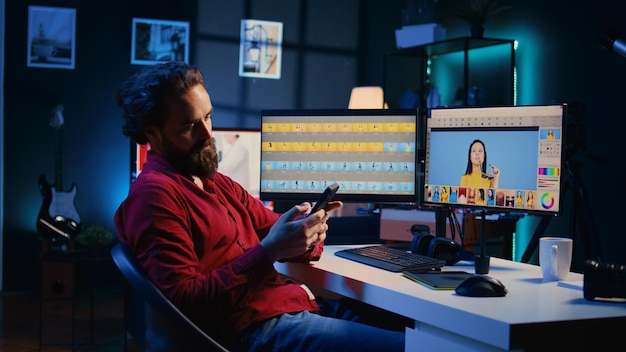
[455,275,508,297]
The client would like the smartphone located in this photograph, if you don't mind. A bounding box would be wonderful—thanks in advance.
[311,183,340,213]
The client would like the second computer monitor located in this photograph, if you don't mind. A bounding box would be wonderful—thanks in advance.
[424,104,567,214]
[131,128,263,199]
[259,109,420,204]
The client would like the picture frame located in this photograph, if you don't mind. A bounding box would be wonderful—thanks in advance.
[27,6,76,69]
[239,19,283,79]
[131,18,190,65]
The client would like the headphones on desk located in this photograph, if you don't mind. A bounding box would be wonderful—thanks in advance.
[409,224,473,265]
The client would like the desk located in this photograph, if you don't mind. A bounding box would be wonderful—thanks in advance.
[275,245,626,351]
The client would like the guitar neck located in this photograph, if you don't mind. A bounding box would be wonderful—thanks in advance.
[55,124,64,190]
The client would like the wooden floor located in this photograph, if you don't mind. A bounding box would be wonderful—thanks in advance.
[0,289,142,351]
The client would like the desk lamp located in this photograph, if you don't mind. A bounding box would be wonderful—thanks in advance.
[348,86,388,109]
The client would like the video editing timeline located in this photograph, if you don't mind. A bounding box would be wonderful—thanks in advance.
[259,109,418,203]
[424,104,566,214]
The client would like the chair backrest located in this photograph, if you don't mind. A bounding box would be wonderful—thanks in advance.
[111,242,229,352]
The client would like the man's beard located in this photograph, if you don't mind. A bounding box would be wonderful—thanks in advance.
[163,136,219,179]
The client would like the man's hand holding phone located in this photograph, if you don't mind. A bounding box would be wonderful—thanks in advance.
[262,183,342,262]
[311,183,340,213]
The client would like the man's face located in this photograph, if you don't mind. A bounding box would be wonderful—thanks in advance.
[148,84,218,178]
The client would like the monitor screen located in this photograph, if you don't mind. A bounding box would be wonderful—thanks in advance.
[213,128,262,198]
[424,104,567,214]
[131,143,149,183]
[259,109,420,204]
[130,128,263,200]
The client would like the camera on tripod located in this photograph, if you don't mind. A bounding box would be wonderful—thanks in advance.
[583,259,626,301]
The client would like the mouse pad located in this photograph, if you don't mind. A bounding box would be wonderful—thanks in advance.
[402,270,474,290]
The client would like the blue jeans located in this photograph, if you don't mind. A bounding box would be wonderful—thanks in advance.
[230,298,407,352]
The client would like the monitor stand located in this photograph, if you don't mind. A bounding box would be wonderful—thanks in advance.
[435,206,489,274]
[434,207,451,238]
[473,208,490,274]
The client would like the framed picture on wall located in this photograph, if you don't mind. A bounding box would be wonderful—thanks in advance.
[239,19,283,79]
[27,6,76,69]
[131,18,190,65]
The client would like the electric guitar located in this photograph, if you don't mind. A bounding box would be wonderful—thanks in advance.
[37,104,82,240]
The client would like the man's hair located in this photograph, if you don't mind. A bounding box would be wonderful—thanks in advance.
[115,61,205,145]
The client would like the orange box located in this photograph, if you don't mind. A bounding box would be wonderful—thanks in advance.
[379,208,456,242]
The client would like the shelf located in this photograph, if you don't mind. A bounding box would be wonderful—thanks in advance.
[388,37,515,58]
[383,36,515,111]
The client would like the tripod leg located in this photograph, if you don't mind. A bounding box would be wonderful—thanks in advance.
[521,215,552,263]
[573,177,604,262]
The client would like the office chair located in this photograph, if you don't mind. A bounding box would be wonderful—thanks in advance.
[111,242,229,352]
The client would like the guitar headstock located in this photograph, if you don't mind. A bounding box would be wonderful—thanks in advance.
[49,104,65,130]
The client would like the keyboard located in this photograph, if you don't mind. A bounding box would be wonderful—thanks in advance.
[334,245,446,272]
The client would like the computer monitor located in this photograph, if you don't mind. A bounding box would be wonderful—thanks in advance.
[130,128,263,199]
[259,108,420,204]
[213,128,262,198]
[424,104,567,215]
[131,142,149,183]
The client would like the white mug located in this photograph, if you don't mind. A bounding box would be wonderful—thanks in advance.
[539,237,573,281]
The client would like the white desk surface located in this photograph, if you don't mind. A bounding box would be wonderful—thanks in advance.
[275,245,626,351]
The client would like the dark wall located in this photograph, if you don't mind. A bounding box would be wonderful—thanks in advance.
[3,0,626,291]
[4,0,143,290]
[2,0,365,291]
[479,0,626,270]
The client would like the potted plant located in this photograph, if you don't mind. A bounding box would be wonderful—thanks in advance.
[447,0,511,37]
[75,225,114,256]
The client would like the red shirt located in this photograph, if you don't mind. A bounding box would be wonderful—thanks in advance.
[114,152,322,343]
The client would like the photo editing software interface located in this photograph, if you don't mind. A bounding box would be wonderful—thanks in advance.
[259,109,419,204]
[424,104,567,214]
